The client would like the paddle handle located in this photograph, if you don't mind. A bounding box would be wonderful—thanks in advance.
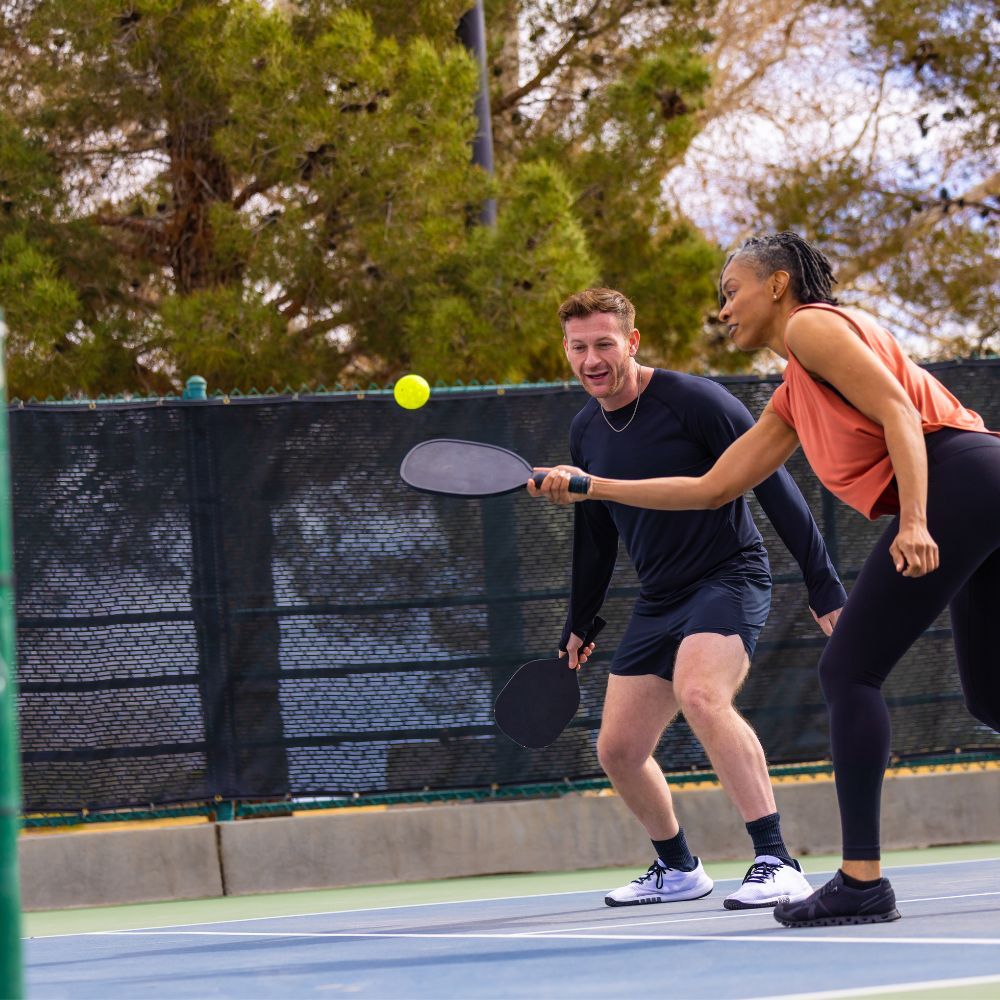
[530,471,591,494]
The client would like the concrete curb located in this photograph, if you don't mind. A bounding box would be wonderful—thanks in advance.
[19,768,999,909]
[20,823,222,911]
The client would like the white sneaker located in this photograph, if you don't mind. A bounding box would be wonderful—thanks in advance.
[605,858,714,907]
[724,855,814,910]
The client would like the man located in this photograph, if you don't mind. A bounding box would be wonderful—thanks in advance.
[531,288,845,909]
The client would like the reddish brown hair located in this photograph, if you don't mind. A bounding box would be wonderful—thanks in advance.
[557,288,636,337]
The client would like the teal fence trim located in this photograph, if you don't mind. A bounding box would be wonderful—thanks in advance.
[21,803,216,829]
[9,357,1000,409]
[8,378,583,409]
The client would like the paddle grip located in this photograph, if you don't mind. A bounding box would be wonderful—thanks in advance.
[529,471,591,494]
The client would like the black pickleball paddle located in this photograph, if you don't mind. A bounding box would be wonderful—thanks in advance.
[493,617,607,749]
[399,438,591,499]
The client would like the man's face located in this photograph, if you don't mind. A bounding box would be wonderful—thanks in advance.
[563,312,638,400]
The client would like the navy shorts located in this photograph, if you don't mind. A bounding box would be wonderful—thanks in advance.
[611,567,771,681]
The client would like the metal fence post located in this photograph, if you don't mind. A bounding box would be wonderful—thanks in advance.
[0,308,24,999]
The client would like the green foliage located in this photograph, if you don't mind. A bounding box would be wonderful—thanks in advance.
[761,0,997,354]
[400,160,598,383]
[749,159,999,353]
[0,0,598,396]
[493,8,723,370]
[294,0,471,49]
[561,47,720,367]
[847,0,997,149]
[3,0,988,396]
[0,233,81,390]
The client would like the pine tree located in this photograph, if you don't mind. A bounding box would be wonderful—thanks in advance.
[0,1,597,396]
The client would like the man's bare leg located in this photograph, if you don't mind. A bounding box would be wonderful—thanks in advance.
[598,671,715,905]
[596,672,680,838]
[671,632,813,909]
[671,632,775,821]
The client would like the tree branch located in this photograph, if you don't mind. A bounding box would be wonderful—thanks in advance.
[291,314,343,342]
[233,176,276,210]
[492,0,630,115]
[837,172,1000,286]
[699,0,811,128]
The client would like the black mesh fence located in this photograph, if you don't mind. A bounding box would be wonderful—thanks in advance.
[13,361,1000,812]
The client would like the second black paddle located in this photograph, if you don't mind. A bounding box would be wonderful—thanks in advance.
[493,617,607,749]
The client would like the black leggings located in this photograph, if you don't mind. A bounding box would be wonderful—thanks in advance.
[818,429,1000,860]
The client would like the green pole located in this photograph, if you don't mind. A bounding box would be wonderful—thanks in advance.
[0,308,24,999]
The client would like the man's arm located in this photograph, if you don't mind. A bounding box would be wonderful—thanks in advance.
[560,499,619,654]
[559,431,619,664]
[689,379,847,618]
[751,463,846,617]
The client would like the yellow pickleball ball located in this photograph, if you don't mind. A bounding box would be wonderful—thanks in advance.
[393,373,430,410]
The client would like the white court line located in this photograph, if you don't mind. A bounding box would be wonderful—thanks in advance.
[897,889,1000,905]
[99,888,1000,942]
[25,887,603,941]
[26,855,1000,940]
[516,889,1000,937]
[747,972,1000,1000]
[853,856,1000,871]
[88,929,1000,947]
[521,908,776,934]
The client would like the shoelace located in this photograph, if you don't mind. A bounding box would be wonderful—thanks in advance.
[743,860,784,884]
[633,861,669,889]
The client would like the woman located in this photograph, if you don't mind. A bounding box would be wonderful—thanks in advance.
[530,232,1000,927]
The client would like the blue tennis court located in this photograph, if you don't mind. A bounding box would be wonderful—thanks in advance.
[25,856,1000,999]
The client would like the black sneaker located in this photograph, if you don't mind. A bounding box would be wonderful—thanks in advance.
[773,870,901,927]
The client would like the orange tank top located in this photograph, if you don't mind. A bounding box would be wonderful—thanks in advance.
[769,303,997,519]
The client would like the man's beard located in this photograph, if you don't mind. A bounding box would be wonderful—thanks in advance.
[594,357,632,398]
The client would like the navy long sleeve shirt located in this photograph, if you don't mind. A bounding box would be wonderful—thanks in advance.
[560,369,846,647]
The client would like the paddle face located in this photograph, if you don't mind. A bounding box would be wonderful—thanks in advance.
[494,658,580,750]
[400,438,592,499]
[493,617,606,749]
[400,439,532,498]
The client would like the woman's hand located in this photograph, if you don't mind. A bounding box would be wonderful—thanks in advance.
[527,465,590,504]
[890,521,939,577]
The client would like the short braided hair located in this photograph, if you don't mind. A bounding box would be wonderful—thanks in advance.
[720,232,838,307]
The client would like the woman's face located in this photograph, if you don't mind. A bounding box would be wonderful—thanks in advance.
[718,258,782,352]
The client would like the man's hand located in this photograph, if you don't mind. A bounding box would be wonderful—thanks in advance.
[810,606,842,636]
[560,631,597,670]
[527,465,590,504]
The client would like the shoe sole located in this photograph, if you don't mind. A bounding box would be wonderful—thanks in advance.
[776,908,902,928]
[725,888,814,911]
[723,896,790,910]
[605,886,714,907]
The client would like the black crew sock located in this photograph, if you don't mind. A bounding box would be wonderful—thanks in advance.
[651,829,696,871]
[839,870,882,890]
[746,812,793,863]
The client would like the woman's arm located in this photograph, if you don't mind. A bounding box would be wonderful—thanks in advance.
[531,407,800,509]
[784,308,938,576]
